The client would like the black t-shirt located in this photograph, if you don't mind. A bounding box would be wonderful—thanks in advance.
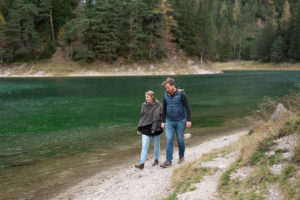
[138,124,162,136]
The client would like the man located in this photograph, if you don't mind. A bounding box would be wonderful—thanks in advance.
[160,77,192,168]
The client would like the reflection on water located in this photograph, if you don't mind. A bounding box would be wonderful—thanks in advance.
[1,71,300,199]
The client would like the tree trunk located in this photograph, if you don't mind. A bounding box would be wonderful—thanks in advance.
[0,46,2,62]
[239,37,242,60]
[200,51,203,65]
[19,20,21,49]
[149,17,154,59]
[50,8,55,44]
[70,31,73,59]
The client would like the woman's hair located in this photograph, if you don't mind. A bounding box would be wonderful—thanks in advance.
[145,90,157,103]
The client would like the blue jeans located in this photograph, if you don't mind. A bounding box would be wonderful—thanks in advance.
[140,134,160,164]
[165,119,186,163]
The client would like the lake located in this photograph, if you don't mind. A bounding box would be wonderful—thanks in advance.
[1,71,300,199]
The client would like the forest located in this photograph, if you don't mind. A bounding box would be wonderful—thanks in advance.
[0,0,299,63]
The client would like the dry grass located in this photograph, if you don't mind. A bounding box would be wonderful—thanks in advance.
[214,61,300,71]
[0,56,221,77]
[217,91,300,200]
[169,144,237,195]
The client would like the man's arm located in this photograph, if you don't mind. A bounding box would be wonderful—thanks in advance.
[161,95,167,128]
[181,92,191,122]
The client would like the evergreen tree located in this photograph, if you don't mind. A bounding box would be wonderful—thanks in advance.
[21,3,40,55]
[160,0,177,55]
[288,0,300,60]
[195,0,213,62]
[0,21,5,62]
[280,0,291,31]
[218,2,232,61]
[127,0,149,60]
[172,0,198,55]
[255,23,276,61]
[88,0,120,62]
[146,0,165,59]
[4,0,23,61]
[271,35,287,62]
[63,7,91,61]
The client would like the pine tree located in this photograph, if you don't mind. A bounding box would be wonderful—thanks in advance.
[21,3,39,55]
[160,0,177,55]
[127,0,149,60]
[4,0,40,61]
[0,21,5,62]
[195,0,213,62]
[38,0,55,43]
[171,0,198,55]
[63,7,91,61]
[232,0,241,59]
[255,23,276,61]
[4,0,23,61]
[147,0,165,59]
[271,35,287,62]
[280,0,291,31]
[89,0,120,62]
[288,0,300,60]
[218,2,232,61]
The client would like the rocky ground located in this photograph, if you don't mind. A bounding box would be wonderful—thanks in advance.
[51,131,245,200]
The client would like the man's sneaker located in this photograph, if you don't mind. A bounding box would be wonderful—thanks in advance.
[134,163,144,170]
[178,156,185,164]
[160,161,172,168]
[152,160,159,166]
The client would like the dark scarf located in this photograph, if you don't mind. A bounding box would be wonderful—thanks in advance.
[138,101,162,134]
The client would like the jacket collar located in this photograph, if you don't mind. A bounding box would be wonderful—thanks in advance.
[167,88,178,96]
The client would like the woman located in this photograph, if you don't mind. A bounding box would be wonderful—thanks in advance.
[135,91,163,170]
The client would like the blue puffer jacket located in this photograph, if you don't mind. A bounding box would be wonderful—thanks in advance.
[164,90,185,121]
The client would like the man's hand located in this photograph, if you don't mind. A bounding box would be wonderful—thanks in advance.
[137,131,141,136]
[186,121,192,128]
[161,123,165,128]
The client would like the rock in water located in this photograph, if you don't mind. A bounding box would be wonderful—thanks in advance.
[271,104,292,122]
[11,159,39,167]
[184,133,192,139]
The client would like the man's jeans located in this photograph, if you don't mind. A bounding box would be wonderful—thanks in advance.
[140,134,160,164]
[165,119,186,163]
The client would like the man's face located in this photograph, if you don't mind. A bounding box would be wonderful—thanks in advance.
[164,83,175,94]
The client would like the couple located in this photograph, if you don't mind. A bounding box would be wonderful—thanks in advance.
[135,77,192,170]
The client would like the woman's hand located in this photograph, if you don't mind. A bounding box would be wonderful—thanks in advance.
[161,123,165,128]
[137,131,141,136]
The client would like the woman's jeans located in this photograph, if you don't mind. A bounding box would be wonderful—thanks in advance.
[165,119,186,163]
[140,134,160,164]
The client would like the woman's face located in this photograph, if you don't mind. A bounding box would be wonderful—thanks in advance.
[145,95,153,103]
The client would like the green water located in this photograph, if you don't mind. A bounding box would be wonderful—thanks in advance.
[1,71,300,199]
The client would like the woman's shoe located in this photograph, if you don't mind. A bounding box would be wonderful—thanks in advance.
[152,160,159,166]
[134,163,144,170]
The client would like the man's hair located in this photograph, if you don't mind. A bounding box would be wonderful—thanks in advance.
[162,77,175,86]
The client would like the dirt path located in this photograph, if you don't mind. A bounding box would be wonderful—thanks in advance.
[52,131,245,200]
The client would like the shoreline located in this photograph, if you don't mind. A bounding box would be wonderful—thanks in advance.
[0,71,219,78]
[1,60,300,78]
[51,130,246,200]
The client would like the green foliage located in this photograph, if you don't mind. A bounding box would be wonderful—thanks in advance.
[255,24,276,61]
[1,0,300,63]
[163,192,178,200]
[249,137,276,166]
[271,36,287,62]
[38,41,56,59]
[72,47,95,63]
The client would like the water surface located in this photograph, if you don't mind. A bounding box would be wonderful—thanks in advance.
[1,71,300,199]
